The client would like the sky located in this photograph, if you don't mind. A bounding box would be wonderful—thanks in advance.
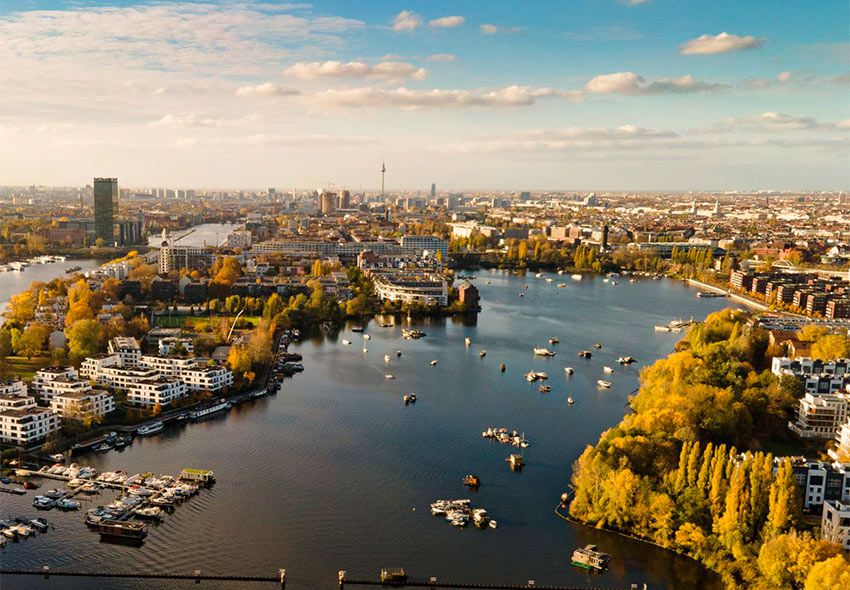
[1,0,848,191]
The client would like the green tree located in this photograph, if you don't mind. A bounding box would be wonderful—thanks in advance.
[67,319,102,360]
[16,323,49,358]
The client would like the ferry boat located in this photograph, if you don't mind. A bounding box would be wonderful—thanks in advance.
[98,519,147,541]
[571,544,611,571]
[697,291,726,298]
[136,422,164,436]
[597,379,612,388]
[533,347,556,357]
[189,401,229,420]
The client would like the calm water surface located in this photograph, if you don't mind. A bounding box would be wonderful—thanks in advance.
[2,271,739,589]
[148,223,240,248]
[0,259,100,323]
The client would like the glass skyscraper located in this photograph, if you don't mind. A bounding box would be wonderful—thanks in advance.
[93,177,118,244]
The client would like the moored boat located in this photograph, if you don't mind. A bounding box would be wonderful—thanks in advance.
[597,379,612,388]
[571,544,610,571]
[136,422,164,436]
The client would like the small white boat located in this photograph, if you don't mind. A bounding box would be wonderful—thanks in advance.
[488,520,498,529]
[571,274,582,280]
[56,498,80,510]
[384,355,391,362]
[603,366,613,374]
[557,283,567,288]
[533,347,556,357]
[564,367,574,375]
[534,273,543,278]
[654,325,671,332]
[430,360,438,366]
[363,334,371,340]
[385,374,395,380]
[342,339,351,345]
[597,380,612,388]
[567,397,574,404]
[465,337,471,347]
[137,421,164,436]
[479,350,486,358]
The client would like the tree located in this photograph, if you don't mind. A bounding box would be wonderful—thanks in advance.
[67,319,102,360]
[804,555,850,590]
[517,241,528,261]
[312,259,323,277]
[0,330,11,359]
[811,334,850,361]
[213,256,242,285]
[7,290,37,324]
[16,323,49,358]
[263,293,284,320]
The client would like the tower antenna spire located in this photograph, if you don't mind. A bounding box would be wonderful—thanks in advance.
[380,152,386,198]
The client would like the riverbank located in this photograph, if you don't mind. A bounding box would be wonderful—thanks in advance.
[686,278,771,311]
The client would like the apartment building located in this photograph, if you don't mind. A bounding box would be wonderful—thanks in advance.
[31,366,78,396]
[80,354,121,380]
[107,336,141,367]
[0,394,37,410]
[158,337,194,355]
[140,354,200,378]
[182,366,234,392]
[0,379,27,397]
[40,377,93,403]
[0,407,60,446]
[96,366,161,391]
[822,500,850,551]
[127,377,187,407]
[789,392,849,439]
[831,418,850,461]
[373,272,448,306]
[50,390,115,420]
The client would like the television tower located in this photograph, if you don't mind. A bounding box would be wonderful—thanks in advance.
[380,159,386,198]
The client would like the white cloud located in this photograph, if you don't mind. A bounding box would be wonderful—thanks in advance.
[480,24,522,35]
[426,53,457,62]
[705,112,847,133]
[393,10,421,32]
[149,113,258,128]
[584,72,724,95]
[307,85,554,109]
[176,134,376,149]
[680,32,767,55]
[283,60,427,80]
[235,83,301,97]
[429,16,465,28]
[777,71,792,82]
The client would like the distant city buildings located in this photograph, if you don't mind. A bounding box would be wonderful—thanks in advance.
[93,177,118,244]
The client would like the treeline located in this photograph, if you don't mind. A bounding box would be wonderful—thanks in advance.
[569,309,849,589]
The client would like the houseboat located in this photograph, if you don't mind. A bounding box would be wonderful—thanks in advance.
[571,544,611,571]
[98,519,147,541]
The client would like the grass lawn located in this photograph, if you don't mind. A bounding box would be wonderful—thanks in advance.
[156,314,261,329]
[5,356,52,380]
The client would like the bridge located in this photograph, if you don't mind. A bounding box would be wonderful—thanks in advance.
[0,568,639,590]
[771,259,848,278]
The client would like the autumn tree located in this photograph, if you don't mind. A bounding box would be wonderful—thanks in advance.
[67,319,102,360]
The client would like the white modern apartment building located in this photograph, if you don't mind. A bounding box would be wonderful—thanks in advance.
[80,354,121,380]
[40,377,93,403]
[0,379,26,397]
[831,418,850,462]
[31,366,78,396]
[96,366,161,391]
[158,337,194,356]
[127,377,187,407]
[182,366,234,392]
[0,407,60,446]
[159,245,210,274]
[140,354,200,378]
[0,394,36,410]
[822,500,850,551]
[50,390,115,420]
[108,336,141,367]
[789,392,849,439]
[773,357,850,394]
[373,272,448,306]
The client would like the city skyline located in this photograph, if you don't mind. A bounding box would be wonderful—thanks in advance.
[1,0,848,190]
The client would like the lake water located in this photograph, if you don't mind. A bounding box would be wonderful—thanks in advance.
[1,270,739,590]
[0,259,100,324]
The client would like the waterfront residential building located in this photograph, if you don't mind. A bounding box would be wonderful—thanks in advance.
[95,366,161,391]
[0,407,60,446]
[789,392,849,439]
[50,390,115,420]
[0,394,37,410]
[457,280,481,311]
[772,357,850,394]
[821,500,850,551]
[0,379,27,397]
[108,336,141,367]
[93,177,118,244]
[373,272,448,306]
[158,337,195,355]
[80,354,121,380]
[140,354,200,378]
[182,366,234,392]
[127,377,187,408]
[40,377,93,403]
[31,366,78,396]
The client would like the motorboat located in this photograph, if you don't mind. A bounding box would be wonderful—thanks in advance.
[385,374,395,379]
[32,496,53,510]
[135,506,163,520]
[465,337,471,347]
[396,350,402,357]
[603,366,614,374]
[430,360,438,366]
[539,385,551,392]
[363,334,371,340]
[403,393,417,404]
[342,339,351,345]
[462,475,480,487]
[557,283,567,288]
[384,354,391,362]
[564,367,574,375]
[402,329,426,340]
[597,380,612,388]
[571,274,582,280]
[137,422,164,436]
[479,350,486,358]
[549,337,560,345]
[567,397,574,404]
[533,347,556,357]
[56,498,80,511]
[618,356,636,364]
[93,442,112,453]
[578,350,592,358]
[593,343,602,349]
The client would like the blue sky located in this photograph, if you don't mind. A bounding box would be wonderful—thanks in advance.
[0,0,847,190]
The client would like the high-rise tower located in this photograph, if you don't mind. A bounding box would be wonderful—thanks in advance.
[380,160,386,198]
[93,177,118,245]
